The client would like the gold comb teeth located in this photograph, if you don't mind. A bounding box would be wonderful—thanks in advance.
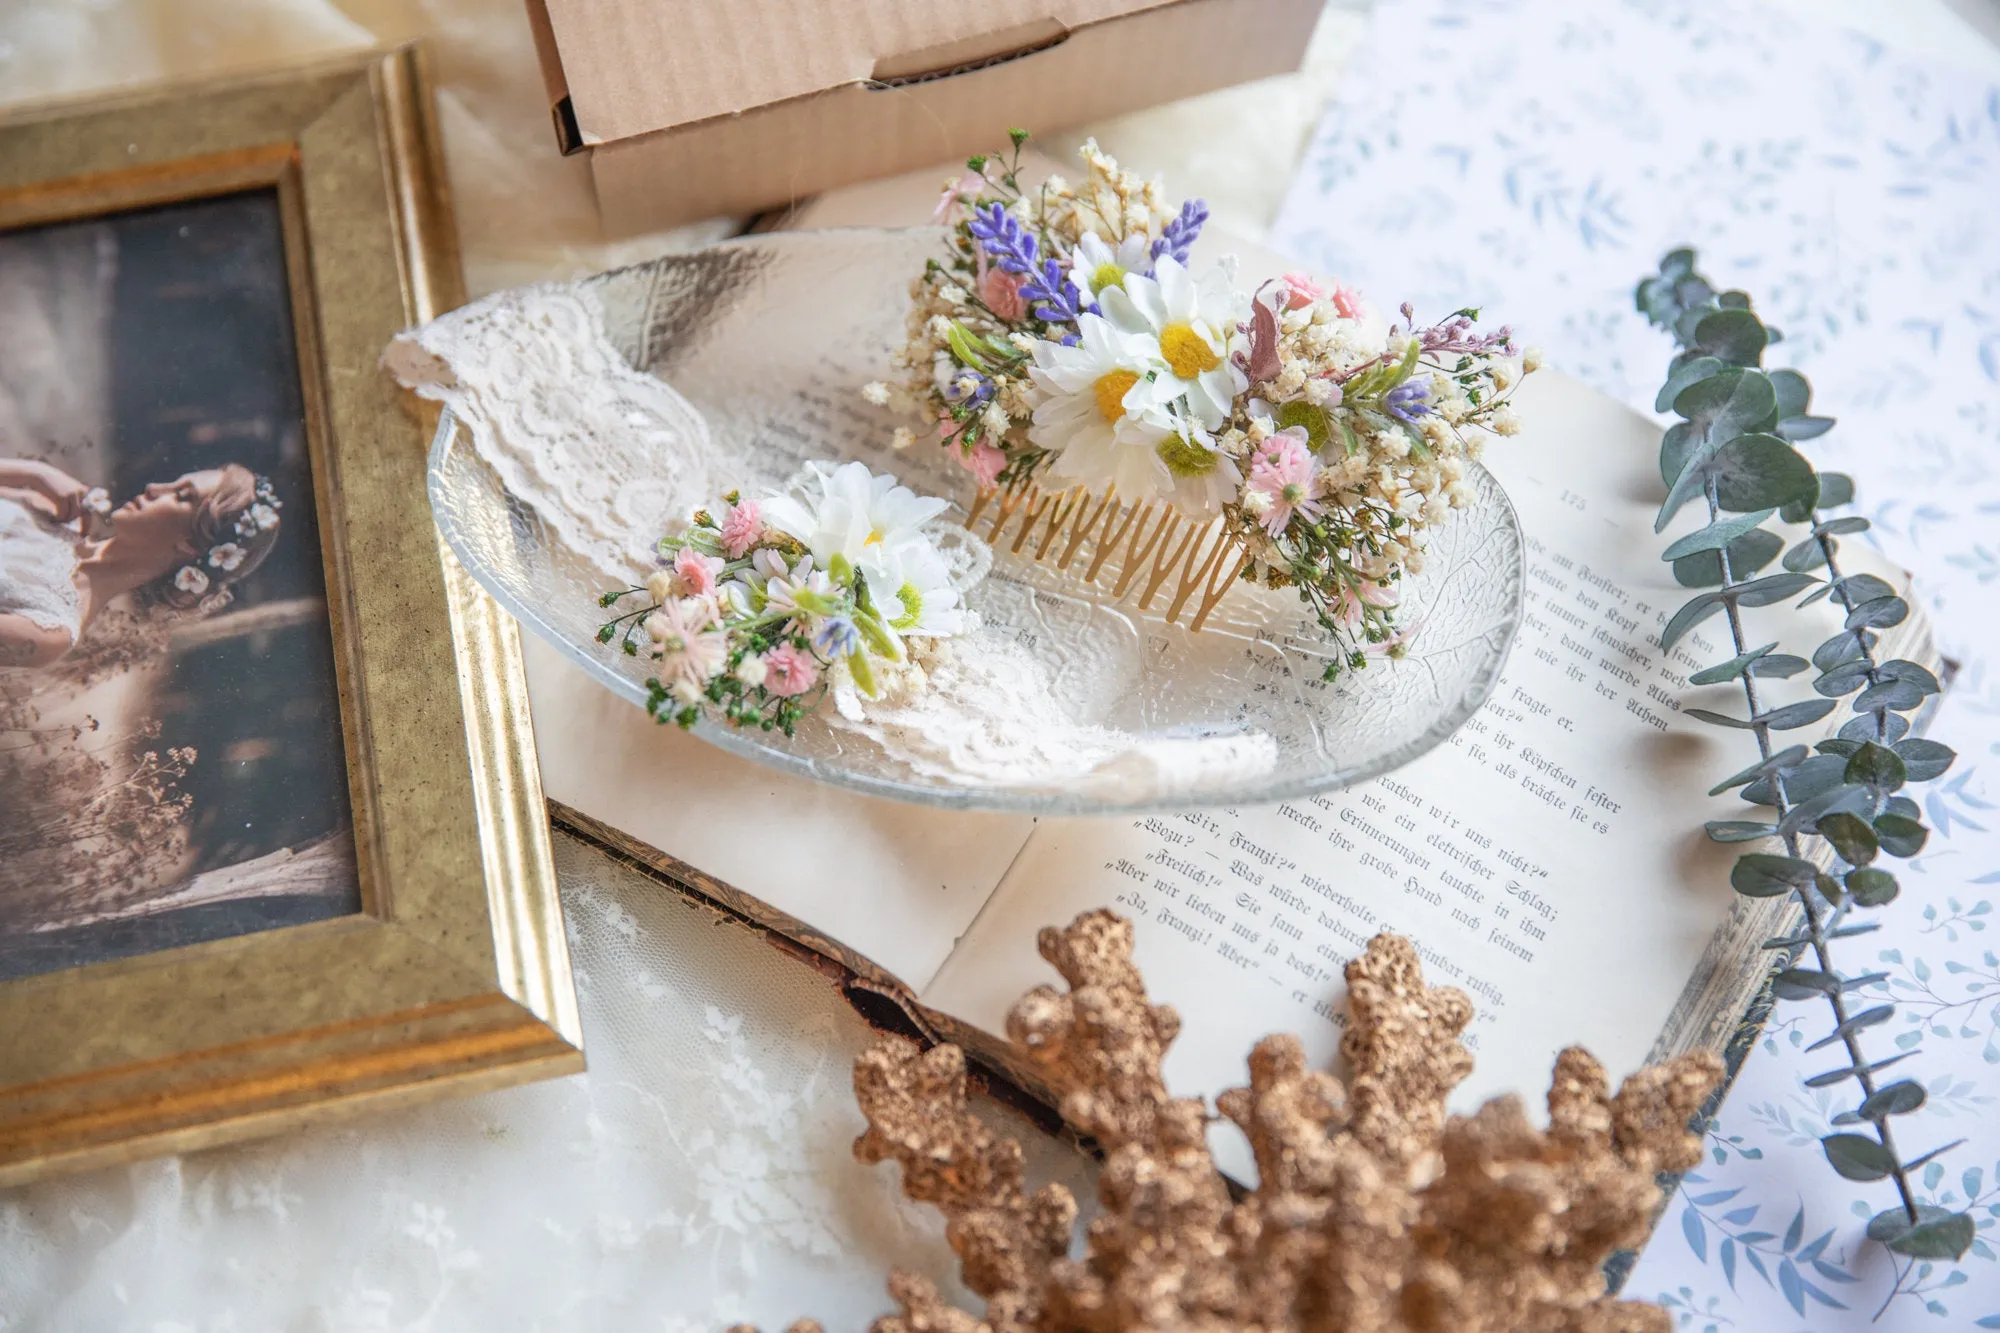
[963,483,1250,633]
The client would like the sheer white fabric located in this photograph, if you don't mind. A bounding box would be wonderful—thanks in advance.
[0,835,1098,1330]
[0,494,82,639]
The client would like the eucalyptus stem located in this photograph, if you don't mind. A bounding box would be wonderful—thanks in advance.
[1637,246,1968,1262]
[1710,476,1918,1225]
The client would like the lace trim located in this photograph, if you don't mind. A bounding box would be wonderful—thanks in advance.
[383,284,715,584]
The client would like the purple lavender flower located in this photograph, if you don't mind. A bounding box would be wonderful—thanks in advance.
[967,203,1085,325]
[941,367,995,407]
[1384,374,1434,424]
[1150,199,1208,267]
[812,616,861,659]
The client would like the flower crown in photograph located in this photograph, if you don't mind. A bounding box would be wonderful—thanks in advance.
[864,132,1537,679]
[170,474,281,611]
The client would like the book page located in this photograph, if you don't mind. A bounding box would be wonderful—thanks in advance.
[520,637,1038,991]
[921,368,1846,1163]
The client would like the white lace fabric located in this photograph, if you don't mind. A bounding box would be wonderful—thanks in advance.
[0,494,83,639]
[383,284,716,585]
[384,274,1280,798]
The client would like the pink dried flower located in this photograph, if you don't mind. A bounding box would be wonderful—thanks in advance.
[1280,271,1325,311]
[979,266,1028,321]
[672,547,725,597]
[646,597,726,687]
[959,440,1007,489]
[1330,282,1364,321]
[1247,426,1322,538]
[762,642,819,697]
[932,169,988,225]
[718,500,763,559]
[1330,578,1399,627]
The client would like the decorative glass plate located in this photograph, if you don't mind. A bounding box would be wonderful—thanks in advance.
[420,229,1524,814]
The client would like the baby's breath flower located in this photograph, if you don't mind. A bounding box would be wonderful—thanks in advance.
[862,381,891,405]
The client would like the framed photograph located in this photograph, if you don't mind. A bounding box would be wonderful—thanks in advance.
[0,47,579,1186]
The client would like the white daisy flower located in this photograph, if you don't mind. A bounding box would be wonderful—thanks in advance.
[1027,313,1175,500]
[208,542,246,572]
[872,540,975,638]
[174,566,210,595]
[1066,230,1153,305]
[1098,254,1246,430]
[762,461,948,584]
[1152,418,1244,517]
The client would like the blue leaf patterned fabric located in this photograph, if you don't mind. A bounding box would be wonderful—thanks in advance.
[1271,2,2000,1325]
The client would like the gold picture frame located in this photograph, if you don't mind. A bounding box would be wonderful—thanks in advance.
[0,47,580,1187]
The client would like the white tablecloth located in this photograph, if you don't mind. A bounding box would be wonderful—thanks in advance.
[3,1,1997,1327]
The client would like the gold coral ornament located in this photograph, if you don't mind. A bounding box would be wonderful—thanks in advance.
[756,910,1723,1333]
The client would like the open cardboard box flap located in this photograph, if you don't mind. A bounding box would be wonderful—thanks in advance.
[523,0,1320,233]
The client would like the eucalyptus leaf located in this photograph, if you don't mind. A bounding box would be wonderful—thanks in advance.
[1815,472,1856,508]
[1818,811,1878,866]
[1758,698,1838,731]
[1673,528,1783,586]
[1893,739,1956,782]
[1707,743,1809,795]
[1752,654,1810,678]
[1662,591,1725,650]
[1743,753,1845,806]
[1823,1133,1897,1181]
[1846,867,1899,907]
[1731,853,1819,897]
[1876,659,1941,695]
[1833,573,1897,607]
[1844,743,1907,792]
[1814,516,1870,537]
[1657,370,1780,528]
[1805,1003,1894,1051]
[1732,572,1820,607]
[1846,596,1910,631]
[1816,738,1861,757]
[1713,433,1819,514]
[1685,708,1752,730]
[1658,421,1695,488]
[1873,813,1927,858]
[1691,643,1778,686]
[1769,367,1811,418]
[1772,968,1843,1000]
[1782,537,1830,572]
[1880,1208,1975,1261]
[1777,783,1872,837]
[1840,712,1911,744]
[1813,631,1869,671]
[1692,307,1770,365]
[1661,507,1777,561]
[1776,414,1836,441]
[1886,795,1920,821]
[1814,661,1874,698]
[1707,820,1778,843]
[1857,1081,1927,1121]
[1855,679,1927,714]
[1655,354,1725,414]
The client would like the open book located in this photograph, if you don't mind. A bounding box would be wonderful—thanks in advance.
[519,181,1936,1180]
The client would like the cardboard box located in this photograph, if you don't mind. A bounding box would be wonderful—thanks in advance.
[524,0,1323,234]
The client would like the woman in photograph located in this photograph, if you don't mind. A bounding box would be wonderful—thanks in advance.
[0,456,281,667]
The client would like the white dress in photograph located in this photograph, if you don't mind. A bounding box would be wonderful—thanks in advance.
[0,493,83,646]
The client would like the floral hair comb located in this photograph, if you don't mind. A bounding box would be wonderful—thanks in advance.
[866,133,1535,678]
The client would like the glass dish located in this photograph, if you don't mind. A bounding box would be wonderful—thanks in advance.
[426,229,1524,814]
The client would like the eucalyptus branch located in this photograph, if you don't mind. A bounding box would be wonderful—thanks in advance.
[1637,249,1971,1263]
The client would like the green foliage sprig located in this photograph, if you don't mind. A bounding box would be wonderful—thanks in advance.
[1637,249,1972,1262]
